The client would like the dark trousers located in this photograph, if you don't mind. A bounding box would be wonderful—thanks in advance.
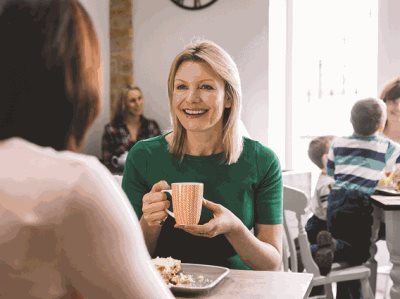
[327,188,373,299]
[327,189,373,265]
[307,214,354,265]
[305,214,327,245]
[307,214,356,297]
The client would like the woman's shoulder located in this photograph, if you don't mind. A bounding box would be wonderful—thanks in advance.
[51,147,113,189]
[141,116,160,128]
[104,120,125,131]
[30,140,113,189]
[55,151,125,209]
[242,137,279,160]
[0,137,94,175]
[0,138,116,207]
[129,133,168,156]
[141,115,158,124]
[240,137,281,173]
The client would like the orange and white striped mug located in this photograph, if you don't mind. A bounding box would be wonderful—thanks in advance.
[163,182,203,225]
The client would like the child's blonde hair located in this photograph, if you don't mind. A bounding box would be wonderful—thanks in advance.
[308,136,335,169]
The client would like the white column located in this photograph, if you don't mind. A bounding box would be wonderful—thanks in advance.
[385,210,400,299]
[377,0,400,92]
[369,205,384,295]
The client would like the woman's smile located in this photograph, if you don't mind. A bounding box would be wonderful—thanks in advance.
[172,61,230,134]
[182,108,209,117]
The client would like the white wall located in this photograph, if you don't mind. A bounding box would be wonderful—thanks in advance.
[378,0,400,93]
[73,0,400,158]
[133,0,269,145]
[80,0,110,157]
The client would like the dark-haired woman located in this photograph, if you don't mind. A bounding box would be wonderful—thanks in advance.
[0,1,172,298]
[380,77,400,143]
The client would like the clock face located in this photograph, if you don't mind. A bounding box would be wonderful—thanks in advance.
[170,0,219,10]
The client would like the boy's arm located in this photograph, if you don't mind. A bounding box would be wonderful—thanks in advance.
[318,178,334,209]
[386,142,400,184]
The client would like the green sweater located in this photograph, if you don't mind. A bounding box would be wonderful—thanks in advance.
[122,134,282,269]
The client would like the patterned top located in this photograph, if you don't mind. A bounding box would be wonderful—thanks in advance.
[101,116,161,173]
[327,133,400,194]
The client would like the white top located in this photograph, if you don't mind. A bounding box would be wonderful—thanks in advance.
[310,173,334,221]
[0,138,173,299]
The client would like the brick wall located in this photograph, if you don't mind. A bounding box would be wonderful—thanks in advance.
[109,0,133,119]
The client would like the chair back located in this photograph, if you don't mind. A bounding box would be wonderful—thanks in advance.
[283,185,320,275]
[283,185,375,299]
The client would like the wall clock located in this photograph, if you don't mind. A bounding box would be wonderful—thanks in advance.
[170,0,219,10]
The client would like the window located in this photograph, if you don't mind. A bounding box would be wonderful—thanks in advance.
[269,0,378,172]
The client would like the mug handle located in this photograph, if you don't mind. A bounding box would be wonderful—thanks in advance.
[161,189,175,219]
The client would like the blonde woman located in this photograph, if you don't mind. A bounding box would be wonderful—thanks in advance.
[122,40,283,270]
[101,85,161,173]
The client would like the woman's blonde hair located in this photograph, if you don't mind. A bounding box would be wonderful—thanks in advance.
[167,39,243,164]
[111,85,142,124]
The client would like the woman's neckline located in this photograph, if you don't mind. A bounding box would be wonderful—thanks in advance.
[161,132,224,159]
[383,126,400,143]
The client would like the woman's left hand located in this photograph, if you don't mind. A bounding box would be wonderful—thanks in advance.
[176,199,242,238]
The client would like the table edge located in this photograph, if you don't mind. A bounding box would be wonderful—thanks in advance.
[371,196,400,210]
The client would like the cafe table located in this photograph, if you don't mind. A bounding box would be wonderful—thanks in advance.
[370,194,400,299]
[174,269,313,299]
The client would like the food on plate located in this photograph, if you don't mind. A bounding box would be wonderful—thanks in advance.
[378,168,400,191]
[395,181,400,192]
[378,171,394,188]
[152,257,194,285]
[170,272,195,285]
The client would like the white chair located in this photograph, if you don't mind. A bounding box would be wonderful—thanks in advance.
[282,185,374,299]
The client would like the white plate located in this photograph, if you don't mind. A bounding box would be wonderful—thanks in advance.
[375,187,400,196]
[169,263,229,293]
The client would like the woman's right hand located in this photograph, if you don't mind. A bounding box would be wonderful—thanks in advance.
[142,180,171,226]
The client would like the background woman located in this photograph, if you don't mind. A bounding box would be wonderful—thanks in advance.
[377,78,400,241]
[102,85,161,173]
[122,40,283,271]
[0,1,172,298]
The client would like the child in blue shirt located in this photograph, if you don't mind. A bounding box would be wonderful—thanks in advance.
[316,98,400,299]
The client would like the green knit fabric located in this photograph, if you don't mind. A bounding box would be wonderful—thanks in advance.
[122,134,282,269]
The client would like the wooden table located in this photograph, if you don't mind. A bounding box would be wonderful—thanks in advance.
[370,195,400,299]
[175,270,313,299]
